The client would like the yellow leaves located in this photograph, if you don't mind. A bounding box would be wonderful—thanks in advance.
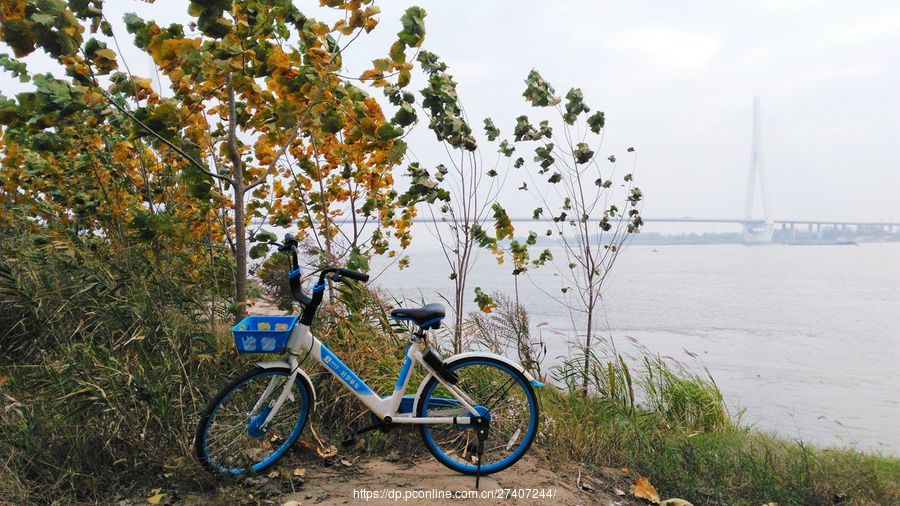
[631,476,661,504]
[112,142,135,165]
[153,38,200,70]
[0,0,26,21]
[254,136,276,167]
[92,48,118,75]
[266,46,293,74]
[146,489,164,504]
[315,444,338,459]
[359,68,384,82]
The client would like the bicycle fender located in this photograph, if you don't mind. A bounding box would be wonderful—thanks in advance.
[411,352,543,414]
[256,360,317,409]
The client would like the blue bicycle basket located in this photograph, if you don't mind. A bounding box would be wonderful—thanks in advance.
[232,315,299,353]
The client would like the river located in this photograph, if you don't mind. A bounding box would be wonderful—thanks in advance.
[366,231,900,455]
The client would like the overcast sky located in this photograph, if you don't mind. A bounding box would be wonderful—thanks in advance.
[3,0,899,224]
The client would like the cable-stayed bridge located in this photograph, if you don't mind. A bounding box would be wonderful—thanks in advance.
[500,97,900,244]
[257,98,899,244]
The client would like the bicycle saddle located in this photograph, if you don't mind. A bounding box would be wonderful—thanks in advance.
[390,303,445,329]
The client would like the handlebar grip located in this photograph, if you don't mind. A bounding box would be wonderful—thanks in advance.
[337,268,369,282]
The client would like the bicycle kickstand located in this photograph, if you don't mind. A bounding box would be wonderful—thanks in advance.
[472,416,489,489]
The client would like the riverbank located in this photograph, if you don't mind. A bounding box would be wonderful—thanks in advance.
[2,249,898,504]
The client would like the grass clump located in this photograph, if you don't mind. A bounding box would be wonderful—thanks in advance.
[537,351,899,505]
[0,232,241,503]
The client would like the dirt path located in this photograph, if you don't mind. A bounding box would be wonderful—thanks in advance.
[143,449,638,505]
[278,451,617,505]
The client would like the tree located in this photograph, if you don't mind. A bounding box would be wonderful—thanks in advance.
[396,49,514,353]
[510,70,643,393]
[1,0,422,319]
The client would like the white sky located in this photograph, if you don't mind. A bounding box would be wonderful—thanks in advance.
[3,0,899,224]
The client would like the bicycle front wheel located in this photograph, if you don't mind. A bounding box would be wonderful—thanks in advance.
[417,357,539,475]
[195,366,312,475]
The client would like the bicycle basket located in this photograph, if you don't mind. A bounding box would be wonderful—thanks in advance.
[232,315,298,353]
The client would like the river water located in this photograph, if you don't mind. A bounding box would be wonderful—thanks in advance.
[367,232,900,455]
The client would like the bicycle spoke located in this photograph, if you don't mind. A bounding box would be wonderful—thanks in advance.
[199,370,308,473]
[422,361,536,472]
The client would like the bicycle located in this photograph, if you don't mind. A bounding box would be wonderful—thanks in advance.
[194,234,543,485]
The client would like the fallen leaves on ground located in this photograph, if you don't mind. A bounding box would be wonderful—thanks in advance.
[147,489,164,504]
[660,499,694,506]
[631,476,661,504]
[316,444,338,459]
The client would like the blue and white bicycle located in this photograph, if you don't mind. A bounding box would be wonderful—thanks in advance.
[194,234,542,484]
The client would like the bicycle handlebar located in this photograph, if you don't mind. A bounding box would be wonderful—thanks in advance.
[277,233,368,325]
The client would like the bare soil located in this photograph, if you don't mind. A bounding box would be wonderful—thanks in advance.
[122,448,642,506]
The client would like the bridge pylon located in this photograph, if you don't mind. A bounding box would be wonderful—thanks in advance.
[743,96,774,243]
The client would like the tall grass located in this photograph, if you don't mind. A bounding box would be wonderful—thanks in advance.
[0,232,240,503]
[539,342,898,505]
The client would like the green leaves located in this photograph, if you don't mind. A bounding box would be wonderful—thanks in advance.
[533,143,554,171]
[522,69,560,107]
[417,52,476,151]
[0,54,28,82]
[473,286,496,313]
[532,248,553,266]
[563,88,590,124]
[483,117,500,141]
[513,115,538,142]
[1,0,85,58]
[492,203,513,241]
[587,111,606,133]
[573,142,594,164]
[321,108,345,134]
[84,38,117,74]
[347,247,370,272]
[498,139,514,157]
[376,123,403,141]
[397,6,426,48]
[399,163,449,205]
[392,102,417,127]
[32,73,79,110]
[249,243,270,260]
[188,0,233,38]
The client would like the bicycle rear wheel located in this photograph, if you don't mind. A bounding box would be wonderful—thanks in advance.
[195,366,311,474]
[417,357,539,475]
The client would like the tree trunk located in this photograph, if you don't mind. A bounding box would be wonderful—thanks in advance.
[233,187,247,319]
[582,295,594,395]
[453,286,464,353]
[226,73,247,320]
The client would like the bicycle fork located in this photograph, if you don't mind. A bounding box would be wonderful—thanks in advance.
[253,369,299,431]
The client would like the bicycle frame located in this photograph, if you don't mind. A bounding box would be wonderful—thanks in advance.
[256,322,480,429]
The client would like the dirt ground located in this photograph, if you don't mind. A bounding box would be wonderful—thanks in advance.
[124,448,646,506]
